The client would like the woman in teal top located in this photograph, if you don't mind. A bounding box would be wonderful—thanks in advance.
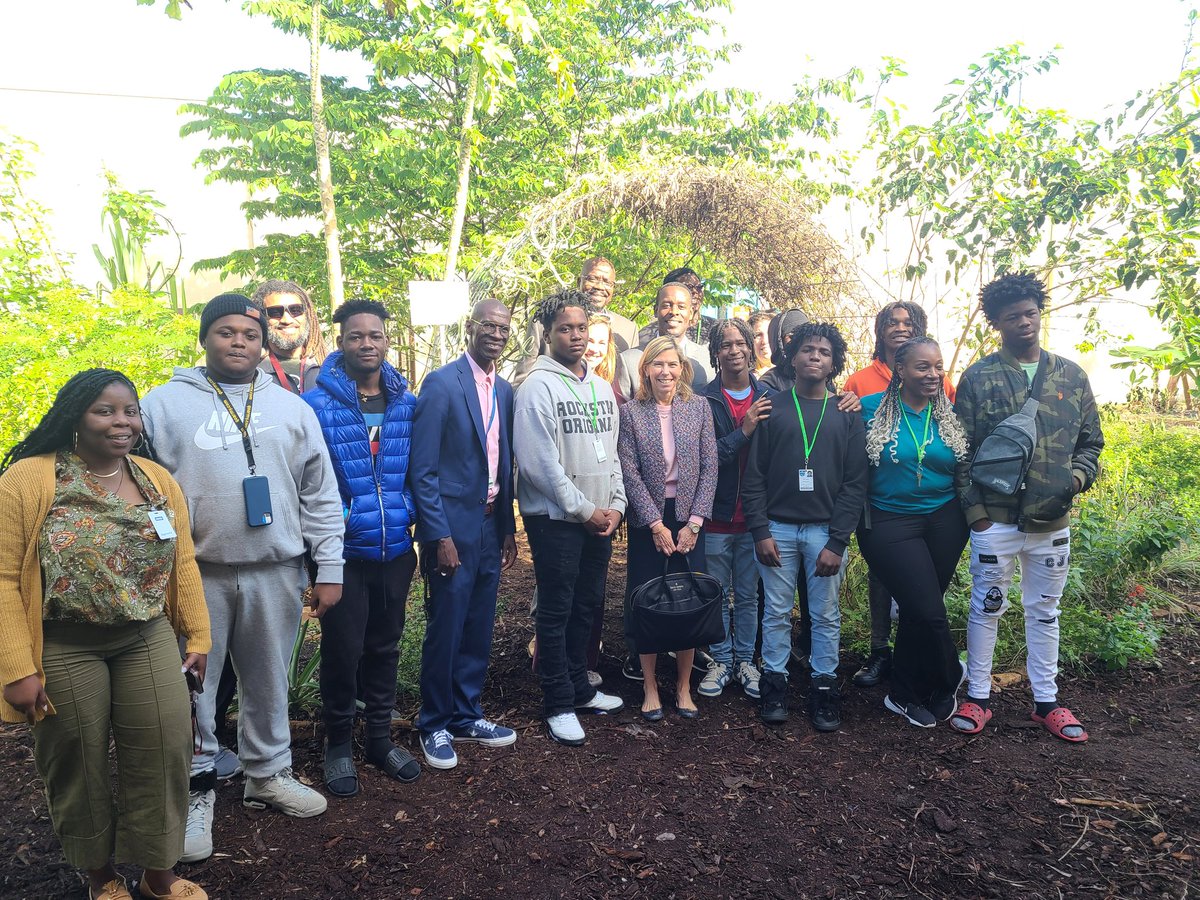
[856,337,971,728]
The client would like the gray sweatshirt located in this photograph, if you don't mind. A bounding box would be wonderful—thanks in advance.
[514,355,626,523]
[140,367,345,584]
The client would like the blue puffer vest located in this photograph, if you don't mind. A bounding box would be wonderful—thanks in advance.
[304,352,416,562]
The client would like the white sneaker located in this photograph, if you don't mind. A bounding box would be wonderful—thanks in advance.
[587,670,603,688]
[180,788,215,863]
[546,712,586,745]
[698,661,730,697]
[735,661,762,699]
[243,767,327,818]
[576,690,624,714]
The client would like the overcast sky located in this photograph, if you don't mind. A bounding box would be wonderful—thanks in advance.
[0,1,1192,394]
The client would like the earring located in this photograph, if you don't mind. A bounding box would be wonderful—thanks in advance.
[72,431,78,450]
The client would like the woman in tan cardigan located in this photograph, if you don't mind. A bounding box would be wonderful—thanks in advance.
[0,369,211,900]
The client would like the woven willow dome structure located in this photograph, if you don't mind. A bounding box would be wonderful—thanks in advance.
[466,159,874,353]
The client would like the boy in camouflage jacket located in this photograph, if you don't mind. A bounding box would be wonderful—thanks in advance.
[951,272,1104,743]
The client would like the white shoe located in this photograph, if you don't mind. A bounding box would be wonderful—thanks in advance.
[180,788,215,863]
[576,690,624,714]
[698,661,730,697]
[243,767,327,818]
[546,712,586,745]
[587,670,603,688]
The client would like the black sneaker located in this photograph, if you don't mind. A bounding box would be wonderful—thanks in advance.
[808,675,841,732]
[759,671,789,725]
[852,648,891,687]
[621,653,644,682]
[884,694,936,728]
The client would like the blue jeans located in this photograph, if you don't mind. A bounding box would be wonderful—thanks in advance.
[757,520,844,679]
[704,531,759,667]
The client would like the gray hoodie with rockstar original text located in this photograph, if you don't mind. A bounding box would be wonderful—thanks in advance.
[514,354,626,523]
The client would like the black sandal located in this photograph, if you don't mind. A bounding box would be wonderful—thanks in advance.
[323,746,359,797]
[369,746,421,784]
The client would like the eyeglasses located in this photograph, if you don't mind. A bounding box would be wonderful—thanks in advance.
[469,319,511,337]
[265,304,305,320]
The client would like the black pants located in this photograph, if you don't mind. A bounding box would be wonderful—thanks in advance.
[624,498,707,655]
[856,499,968,705]
[320,552,417,743]
[525,515,611,718]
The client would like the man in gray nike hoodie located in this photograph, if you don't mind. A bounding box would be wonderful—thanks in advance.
[515,289,627,746]
[139,294,344,862]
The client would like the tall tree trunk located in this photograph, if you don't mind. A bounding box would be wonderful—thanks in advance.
[310,0,345,311]
[443,55,482,281]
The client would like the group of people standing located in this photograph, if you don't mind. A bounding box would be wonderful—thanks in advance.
[0,263,1103,900]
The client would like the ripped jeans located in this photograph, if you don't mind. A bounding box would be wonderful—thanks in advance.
[966,522,1071,703]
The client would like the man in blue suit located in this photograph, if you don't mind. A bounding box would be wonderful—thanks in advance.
[410,298,519,769]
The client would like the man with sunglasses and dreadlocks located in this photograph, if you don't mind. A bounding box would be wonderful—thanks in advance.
[855,337,971,728]
[253,279,328,394]
[843,302,957,691]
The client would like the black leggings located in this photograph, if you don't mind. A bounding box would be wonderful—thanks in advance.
[856,499,968,705]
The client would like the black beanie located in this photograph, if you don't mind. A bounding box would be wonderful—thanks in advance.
[199,293,264,343]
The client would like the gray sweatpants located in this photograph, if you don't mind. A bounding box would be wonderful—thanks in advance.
[191,559,307,779]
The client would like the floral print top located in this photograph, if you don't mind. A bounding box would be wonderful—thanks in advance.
[39,452,177,625]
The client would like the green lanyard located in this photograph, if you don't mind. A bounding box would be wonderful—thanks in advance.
[790,387,829,468]
[558,374,600,434]
[901,402,933,484]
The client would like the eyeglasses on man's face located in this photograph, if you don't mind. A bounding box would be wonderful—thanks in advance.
[265,303,306,320]
[470,319,512,337]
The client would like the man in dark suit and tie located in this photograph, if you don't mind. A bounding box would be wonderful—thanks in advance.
[410,299,520,770]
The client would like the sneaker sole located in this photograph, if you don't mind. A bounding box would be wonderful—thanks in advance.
[215,766,243,781]
[760,712,788,725]
[422,751,459,770]
[622,669,644,682]
[696,683,727,698]
[742,685,761,700]
[451,733,517,748]
[810,718,841,732]
[883,695,935,729]
[546,727,586,747]
[242,797,327,817]
[576,705,623,715]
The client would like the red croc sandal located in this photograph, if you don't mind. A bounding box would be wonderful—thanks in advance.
[950,701,993,734]
[1031,707,1089,743]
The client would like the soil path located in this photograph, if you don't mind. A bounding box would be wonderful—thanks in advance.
[2,541,1196,899]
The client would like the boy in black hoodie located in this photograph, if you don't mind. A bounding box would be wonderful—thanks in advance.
[743,323,868,731]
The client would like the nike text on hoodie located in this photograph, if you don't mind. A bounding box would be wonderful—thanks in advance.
[139,367,346,584]
[513,355,626,523]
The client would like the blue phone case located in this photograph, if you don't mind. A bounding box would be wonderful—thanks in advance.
[243,475,274,527]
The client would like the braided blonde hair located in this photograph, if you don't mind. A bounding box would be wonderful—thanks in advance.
[865,337,969,466]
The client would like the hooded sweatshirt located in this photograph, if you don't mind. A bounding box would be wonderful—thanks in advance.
[140,367,345,583]
[514,354,626,523]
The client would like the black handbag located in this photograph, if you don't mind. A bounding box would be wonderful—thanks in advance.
[628,555,725,655]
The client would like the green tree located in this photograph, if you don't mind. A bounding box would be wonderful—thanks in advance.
[180,0,833,312]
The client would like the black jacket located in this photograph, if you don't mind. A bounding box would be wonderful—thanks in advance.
[702,374,774,523]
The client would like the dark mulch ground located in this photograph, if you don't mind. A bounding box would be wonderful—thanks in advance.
[2,534,1197,899]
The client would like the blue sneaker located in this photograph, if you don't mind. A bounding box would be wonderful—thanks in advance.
[450,719,517,748]
[421,730,458,770]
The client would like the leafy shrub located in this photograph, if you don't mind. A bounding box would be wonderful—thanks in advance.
[0,284,198,452]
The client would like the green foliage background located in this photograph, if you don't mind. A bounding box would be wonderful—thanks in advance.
[0,286,198,451]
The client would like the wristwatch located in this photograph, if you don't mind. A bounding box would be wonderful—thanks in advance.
[687,522,701,535]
